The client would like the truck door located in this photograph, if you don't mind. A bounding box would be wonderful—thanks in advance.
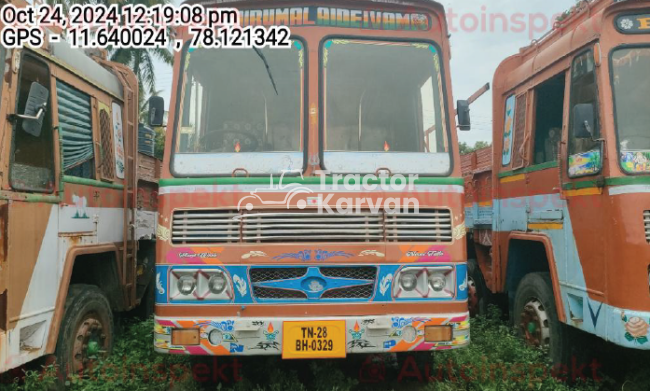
[4,51,60,358]
[561,49,606,300]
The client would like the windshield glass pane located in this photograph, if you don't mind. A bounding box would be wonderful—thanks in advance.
[612,47,650,174]
[322,39,449,175]
[172,41,304,176]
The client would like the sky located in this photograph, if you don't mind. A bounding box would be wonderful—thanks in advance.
[152,0,577,147]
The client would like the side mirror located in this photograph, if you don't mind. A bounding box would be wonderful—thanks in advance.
[22,82,49,137]
[148,96,165,127]
[573,103,595,139]
[457,100,471,131]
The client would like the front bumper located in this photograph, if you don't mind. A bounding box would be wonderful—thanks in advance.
[154,312,469,356]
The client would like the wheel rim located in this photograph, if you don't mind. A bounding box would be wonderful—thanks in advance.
[71,313,109,374]
[467,277,480,316]
[519,298,550,347]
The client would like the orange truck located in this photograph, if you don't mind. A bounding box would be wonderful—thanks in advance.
[463,0,650,364]
[0,0,159,374]
[150,0,472,359]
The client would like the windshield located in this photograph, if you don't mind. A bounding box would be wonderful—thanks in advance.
[322,39,450,175]
[172,41,304,176]
[612,47,650,174]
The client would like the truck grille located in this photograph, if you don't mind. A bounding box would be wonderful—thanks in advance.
[249,266,377,300]
[241,211,383,242]
[645,211,650,243]
[386,210,453,241]
[172,209,452,244]
[171,210,239,243]
[320,284,374,299]
[250,268,307,283]
[320,267,376,280]
[253,287,307,300]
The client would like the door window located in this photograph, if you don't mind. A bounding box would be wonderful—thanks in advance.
[10,54,55,192]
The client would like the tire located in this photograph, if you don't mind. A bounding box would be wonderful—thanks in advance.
[467,259,489,317]
[513,273,570,365]
[55,285,114,378]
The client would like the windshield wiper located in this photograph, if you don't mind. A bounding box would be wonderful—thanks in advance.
[253,47,279,95]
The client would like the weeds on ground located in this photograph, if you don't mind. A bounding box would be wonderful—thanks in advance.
[8,307,646,391]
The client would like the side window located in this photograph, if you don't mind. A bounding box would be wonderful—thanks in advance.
[532,73,565,165]
[56,80,95,179]
[10,54,55,192]
[98,105,115,180]
[501,95,515,166]
[568,51,601,177]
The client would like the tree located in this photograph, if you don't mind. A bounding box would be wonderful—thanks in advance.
[460,141,491,155]
[47,0,174,96]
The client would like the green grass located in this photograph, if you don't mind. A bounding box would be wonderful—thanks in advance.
[6,308,650,390]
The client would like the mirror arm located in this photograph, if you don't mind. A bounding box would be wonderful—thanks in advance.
[9,107,44,122]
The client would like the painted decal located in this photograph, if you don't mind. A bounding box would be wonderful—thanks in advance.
[379,274,393,296]
[359,250,385,257]
[167,247,224,264]
[348,321,375,349]
[263,323,279,341]
[230,343,244,353]
[239,7,432,31]
[71,194,89,219]
[156,224,171,241]
[242,251,268,259]
[399,245,451,262]
[588,301,603,327]
[568,149,601,177]
[622,313,649,345]
[616,13,650,34]
[459,277,467,292]
[112,102,125,179]
[273,249,353,261]
[156,272,165,295]
[233,275,248,296]
[621,151,650,173]
[502,95,516,166]
[453,223,467,240]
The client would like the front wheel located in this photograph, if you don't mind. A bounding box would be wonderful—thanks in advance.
[55,285,114,378]
[513,273,570,365]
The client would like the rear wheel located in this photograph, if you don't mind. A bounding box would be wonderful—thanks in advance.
[55,285,113,378]
[513,273,569,365]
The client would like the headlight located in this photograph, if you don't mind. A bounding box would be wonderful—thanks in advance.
[400,273,418,291]
[208,272,227,294]
[429,274,446,292]
[177,275,196,295]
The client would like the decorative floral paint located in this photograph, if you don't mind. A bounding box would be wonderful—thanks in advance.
[622,313,649,345]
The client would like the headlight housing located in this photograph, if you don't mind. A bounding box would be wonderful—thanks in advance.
[393,266,455,299]
[169,268,233,301]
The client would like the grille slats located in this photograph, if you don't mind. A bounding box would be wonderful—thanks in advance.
[320,267,376,280]
[172,209,452,244]
[645,211,650,243]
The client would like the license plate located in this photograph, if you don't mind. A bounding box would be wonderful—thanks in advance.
[282,320,346,359]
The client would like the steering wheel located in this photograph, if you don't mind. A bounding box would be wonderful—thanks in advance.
[203,131,259,152]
